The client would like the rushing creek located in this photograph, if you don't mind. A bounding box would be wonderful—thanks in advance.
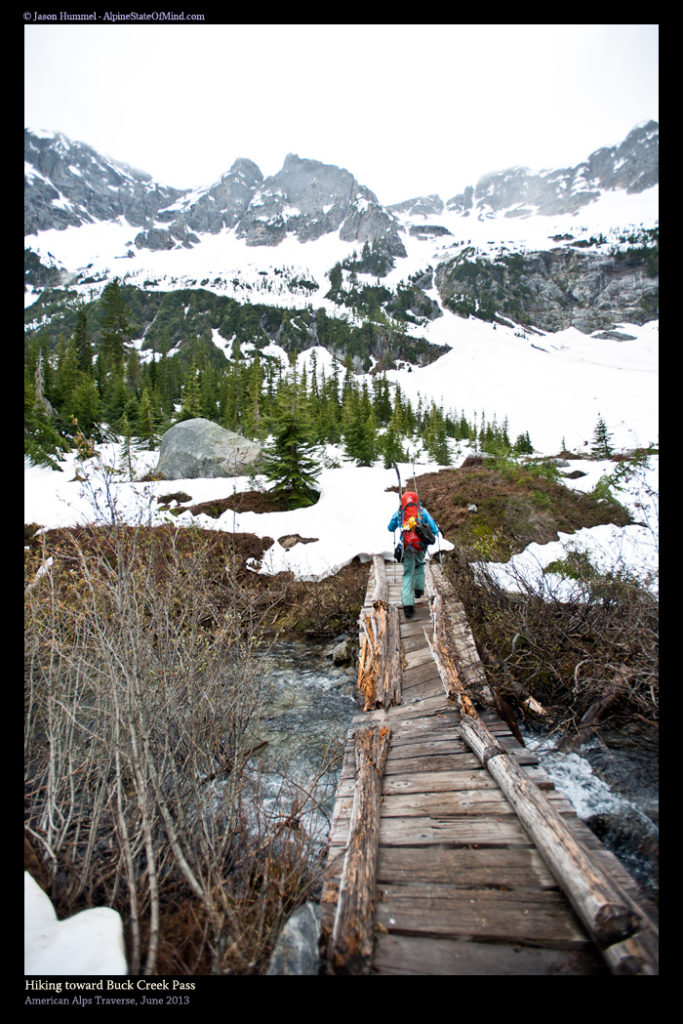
[247,639,658,905]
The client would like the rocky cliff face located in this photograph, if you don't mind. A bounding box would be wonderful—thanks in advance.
[445,121,659,219]
[153,153,407,257]
[435,241,659,333]
[134,158,264,251]
[24,129,185,235]
[25,131,406,257]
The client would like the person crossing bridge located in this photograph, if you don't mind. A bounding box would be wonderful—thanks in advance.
[388,489,439,619]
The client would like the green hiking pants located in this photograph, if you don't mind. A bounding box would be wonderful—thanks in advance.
[401,547,426,608]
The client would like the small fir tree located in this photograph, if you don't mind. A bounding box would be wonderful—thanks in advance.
[135,387,160,451]
[591,414,613,459]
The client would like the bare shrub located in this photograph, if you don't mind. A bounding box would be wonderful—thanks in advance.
[24,460,330,974]
[445,545,658,747]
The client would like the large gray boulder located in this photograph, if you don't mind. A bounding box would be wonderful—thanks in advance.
[156,418,262,480]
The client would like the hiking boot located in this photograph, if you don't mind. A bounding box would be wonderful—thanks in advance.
[403,605,415,619]
[415,589,424,599]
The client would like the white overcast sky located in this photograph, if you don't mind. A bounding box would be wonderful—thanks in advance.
[24,22,658,205]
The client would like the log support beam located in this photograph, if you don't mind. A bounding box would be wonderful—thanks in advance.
[325,724,391,974]
[357,559,402,711]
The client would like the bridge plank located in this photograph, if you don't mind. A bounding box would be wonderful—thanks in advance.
[372,934,608,975]
[375,844,559,889]
[374,885,591,947]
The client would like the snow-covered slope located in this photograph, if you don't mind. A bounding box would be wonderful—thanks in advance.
[24,180,658,310]
[383,315,658,453]
[24,123,658,322]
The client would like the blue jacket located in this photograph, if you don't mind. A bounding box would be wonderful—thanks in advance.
[388,503,439,545]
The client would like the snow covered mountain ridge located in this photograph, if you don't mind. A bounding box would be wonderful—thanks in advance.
[25,120,658,247]
[24,121,658,341]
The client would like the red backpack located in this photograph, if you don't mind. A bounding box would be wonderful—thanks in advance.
[400,491,423,551]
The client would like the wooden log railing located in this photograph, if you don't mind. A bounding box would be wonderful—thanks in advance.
[357,557,402,711]
[426,562,658,974]
[426,562,495,708]
[325,724,392,974]
[458,714,640,946]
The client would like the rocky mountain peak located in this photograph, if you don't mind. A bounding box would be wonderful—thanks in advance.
[442,121,659,219]
[584,119,658,194]
[234,153,406,257]
[228,157,264,183]
[24,128,185,235]
[24,122,657,265]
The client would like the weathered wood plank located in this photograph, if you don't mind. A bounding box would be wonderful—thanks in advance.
[356,814,535,847]
[402,631,432,653]
[370,554,388,605]
[357,601,402,710]
[375,844,559,889]
[428,561,495,707]
[338,767,499,796]
[374,886,592,948]
[372,933,608,975]
[377,751,481,776]
[393,677,444,703]
[403,644,437,667]
[334,789,518,821]
[401,661,443,687]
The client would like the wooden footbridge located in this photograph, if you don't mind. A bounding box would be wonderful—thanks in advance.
[319,556,659,975]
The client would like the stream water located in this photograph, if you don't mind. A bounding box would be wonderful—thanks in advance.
[244,639,361,852]
[522,727,659,904]
[248,640,658,905]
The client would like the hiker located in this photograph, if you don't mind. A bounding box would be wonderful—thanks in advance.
[388,490,439,619]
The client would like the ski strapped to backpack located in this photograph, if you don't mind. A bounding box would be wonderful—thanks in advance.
[393,462,404,562]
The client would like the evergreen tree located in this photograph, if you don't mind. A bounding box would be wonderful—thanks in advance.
[71,376,101,434]
[591,414,613,459]
[55,334,79,416]
[126,347,142,395]
[135,387,160,450]
[155,332,175,414]
[424,404,451,464]
[243,352,266,439]
[316,370,342,445]
[99,278,132,379]
[381,421,406,468]
[372,374,392,426]
[118,411,135,480]
[24,368,68,469]
[262,371,321,509]
[342,380,379,465]
[513,431,534,455]
[327,262,343,297]
[200,363,220,421]
[73,304,93,376]
[178,362,204,421]
[102,373,129,428]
